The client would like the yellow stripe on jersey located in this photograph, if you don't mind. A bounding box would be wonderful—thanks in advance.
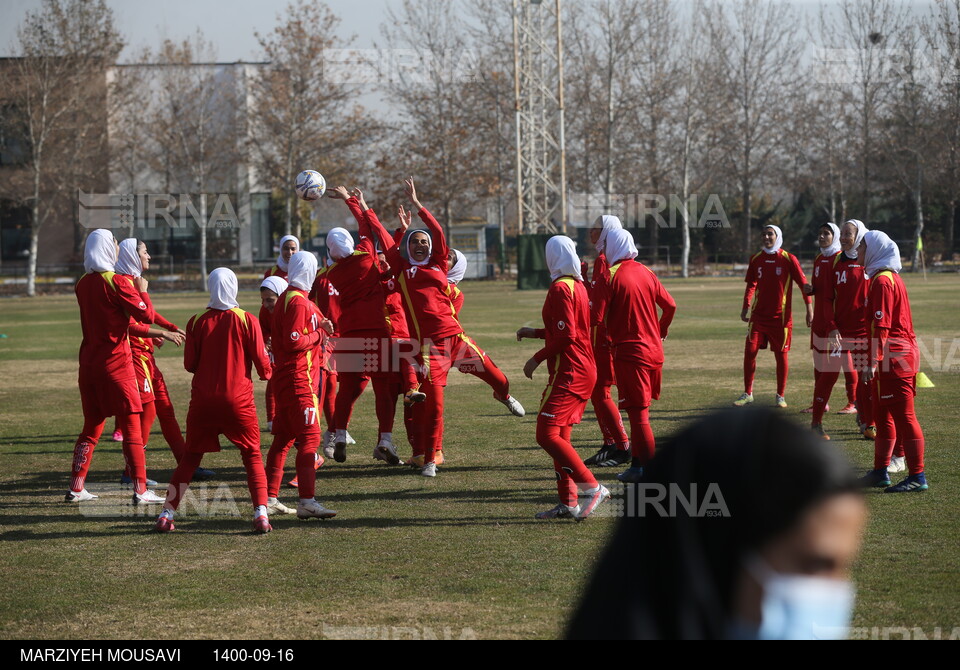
[457,333,484,361]
[399,274,423,343]
[539,384,555,412]
[228,308,249,332]
[557,277,576,297]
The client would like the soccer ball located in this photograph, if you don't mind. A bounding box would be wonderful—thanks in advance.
[295,170,326,202]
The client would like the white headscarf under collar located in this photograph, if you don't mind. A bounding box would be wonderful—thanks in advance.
[546,235,583,281]
[207,268,239,310]
[260,276,288,296]
[595,215,623,254]
[116,238,143,277]
[843,219,868,259]
[819,223,841,258]
[447,249,467,285]
[326,228,355,261]
[861,230,903,278]
[84,229,117,274]
[276,235,300,272]
[762,225,784,255]
[605,228,639,265]
[287,250,318,291]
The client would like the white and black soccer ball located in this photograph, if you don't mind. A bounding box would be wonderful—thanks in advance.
[295,170,326,202]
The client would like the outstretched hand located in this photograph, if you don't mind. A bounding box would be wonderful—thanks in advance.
[523,357,540,380]
[328,185,351,201]
[404,177,423,210]
[516,327,537,342]
[398,204,412,233]
[351,187,368,211]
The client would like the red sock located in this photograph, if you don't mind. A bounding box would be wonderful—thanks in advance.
[294,439,320,499]
[843,368,858,405]
[265,433,296,498]
[323,373,337,428]
[626,406,655,464]
[240,448,268,508]
[774,350,789,397]
[372,375,400,434]
[743,339,759,394]
[536,421,598,507]
[812,367,839,425]
[164,451,204,510]
[592,383,627,446]
[124,401,158,480]
[70,417,106,493]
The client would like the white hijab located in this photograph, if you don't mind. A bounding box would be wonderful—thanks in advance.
[287,250,318,291]
[260,276,288,296]
[843,219,869,259]
[763,225,783,255]
[83,229,117,274]
[595,215,623,254]
[546,235,583,281]
[404,229,433,267]
[819,223,841,258]
[447,249,467,285]
[861,230,903,278]
[116,238,143,277]
[207,268,239,310]
[326,228,355,261]
[276,235,300,272]
[605,228,639,265]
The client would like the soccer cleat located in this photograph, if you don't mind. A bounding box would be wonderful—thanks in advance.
[888,456,907,474]
[421,462,437,478]
[862,425,877,440]
[404,387,427,407]
[837,403,857,415]
[535,504,579,520]
[252,515,273,534]
[296,499,337,520]
[616,466,645,483]
[775,395,788,409]
[266,421,273,432]
[112,430,124,442]
[133,489,166,504]
[435,450,445,466]
[858,469,891,488]
[333,441,347,463]
[322,431,336,460]
[406,454,425,468]
[267,498,297,515]
[811,424,830,441]
[885,473,928,493]
[345,432,357,445]
[499,395,526,417]
[154,516,175,533]
[373,439,403,466]
[193,467,216,481]
[64,489,98,502]
[800,405,814,414]
[584,447,630,467]
[120,473,158,487]
[733,393,754,407]
[576,485,611,521]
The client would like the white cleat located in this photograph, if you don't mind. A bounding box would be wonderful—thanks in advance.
[576,484,611,522]
[888,456,907,473]
[133,489,165,504]
[345,431,357,445]
[322,431,336,460]
[373,439,403,466]
[64,489,98,503]
[500,395,525,417]
[267,497,297,515]
[733,393,754,407]
[296,499,337,520]
[421,462,437,478]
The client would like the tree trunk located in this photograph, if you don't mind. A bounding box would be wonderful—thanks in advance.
[27,162,42,297]
[910,170,924,272]
[199,192,208,288]
[680,154,691,279]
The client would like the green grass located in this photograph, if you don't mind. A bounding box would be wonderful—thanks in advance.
[0,276,958,639]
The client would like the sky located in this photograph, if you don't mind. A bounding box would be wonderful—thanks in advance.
[0,0,396,61]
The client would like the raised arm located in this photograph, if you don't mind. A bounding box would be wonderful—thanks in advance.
[405,177,448,270]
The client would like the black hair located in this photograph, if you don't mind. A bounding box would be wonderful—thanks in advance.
[566,407,859,640]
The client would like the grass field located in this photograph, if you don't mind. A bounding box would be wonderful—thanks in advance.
[1,275,958,640]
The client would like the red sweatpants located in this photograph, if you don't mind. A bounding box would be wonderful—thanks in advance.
[536,422,599,508]
[873,392,924,474]
[72,411,147,495]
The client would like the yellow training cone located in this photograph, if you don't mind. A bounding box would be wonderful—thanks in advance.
[916,372,935,388]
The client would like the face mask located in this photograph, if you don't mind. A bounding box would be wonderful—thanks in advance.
[745,556,855,640]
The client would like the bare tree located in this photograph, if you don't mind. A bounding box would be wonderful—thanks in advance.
[249,0,379,241]
[144,33,240,285]
[707,0,804,257]
[0,0,122,296]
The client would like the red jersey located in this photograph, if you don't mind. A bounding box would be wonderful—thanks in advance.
[446,283,464,319]
[184,308,270,402]
[263,265,287,280]
[272,288,326,396]
[742,249,811,326]
[533,277,596,399]
[810,251,839,335]
[310,265,342,335]
[383,208,462,342]
[75,271,155,378]
[596,259,676,366]
[867,271,917,374]
[326,198,392,337]
[825,253,869,338]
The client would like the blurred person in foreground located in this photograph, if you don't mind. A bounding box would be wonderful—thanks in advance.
[567,406,865,640]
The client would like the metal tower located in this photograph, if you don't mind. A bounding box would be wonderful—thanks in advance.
[512,0,566,235]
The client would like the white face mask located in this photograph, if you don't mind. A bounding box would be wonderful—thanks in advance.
[745,556,855,640]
